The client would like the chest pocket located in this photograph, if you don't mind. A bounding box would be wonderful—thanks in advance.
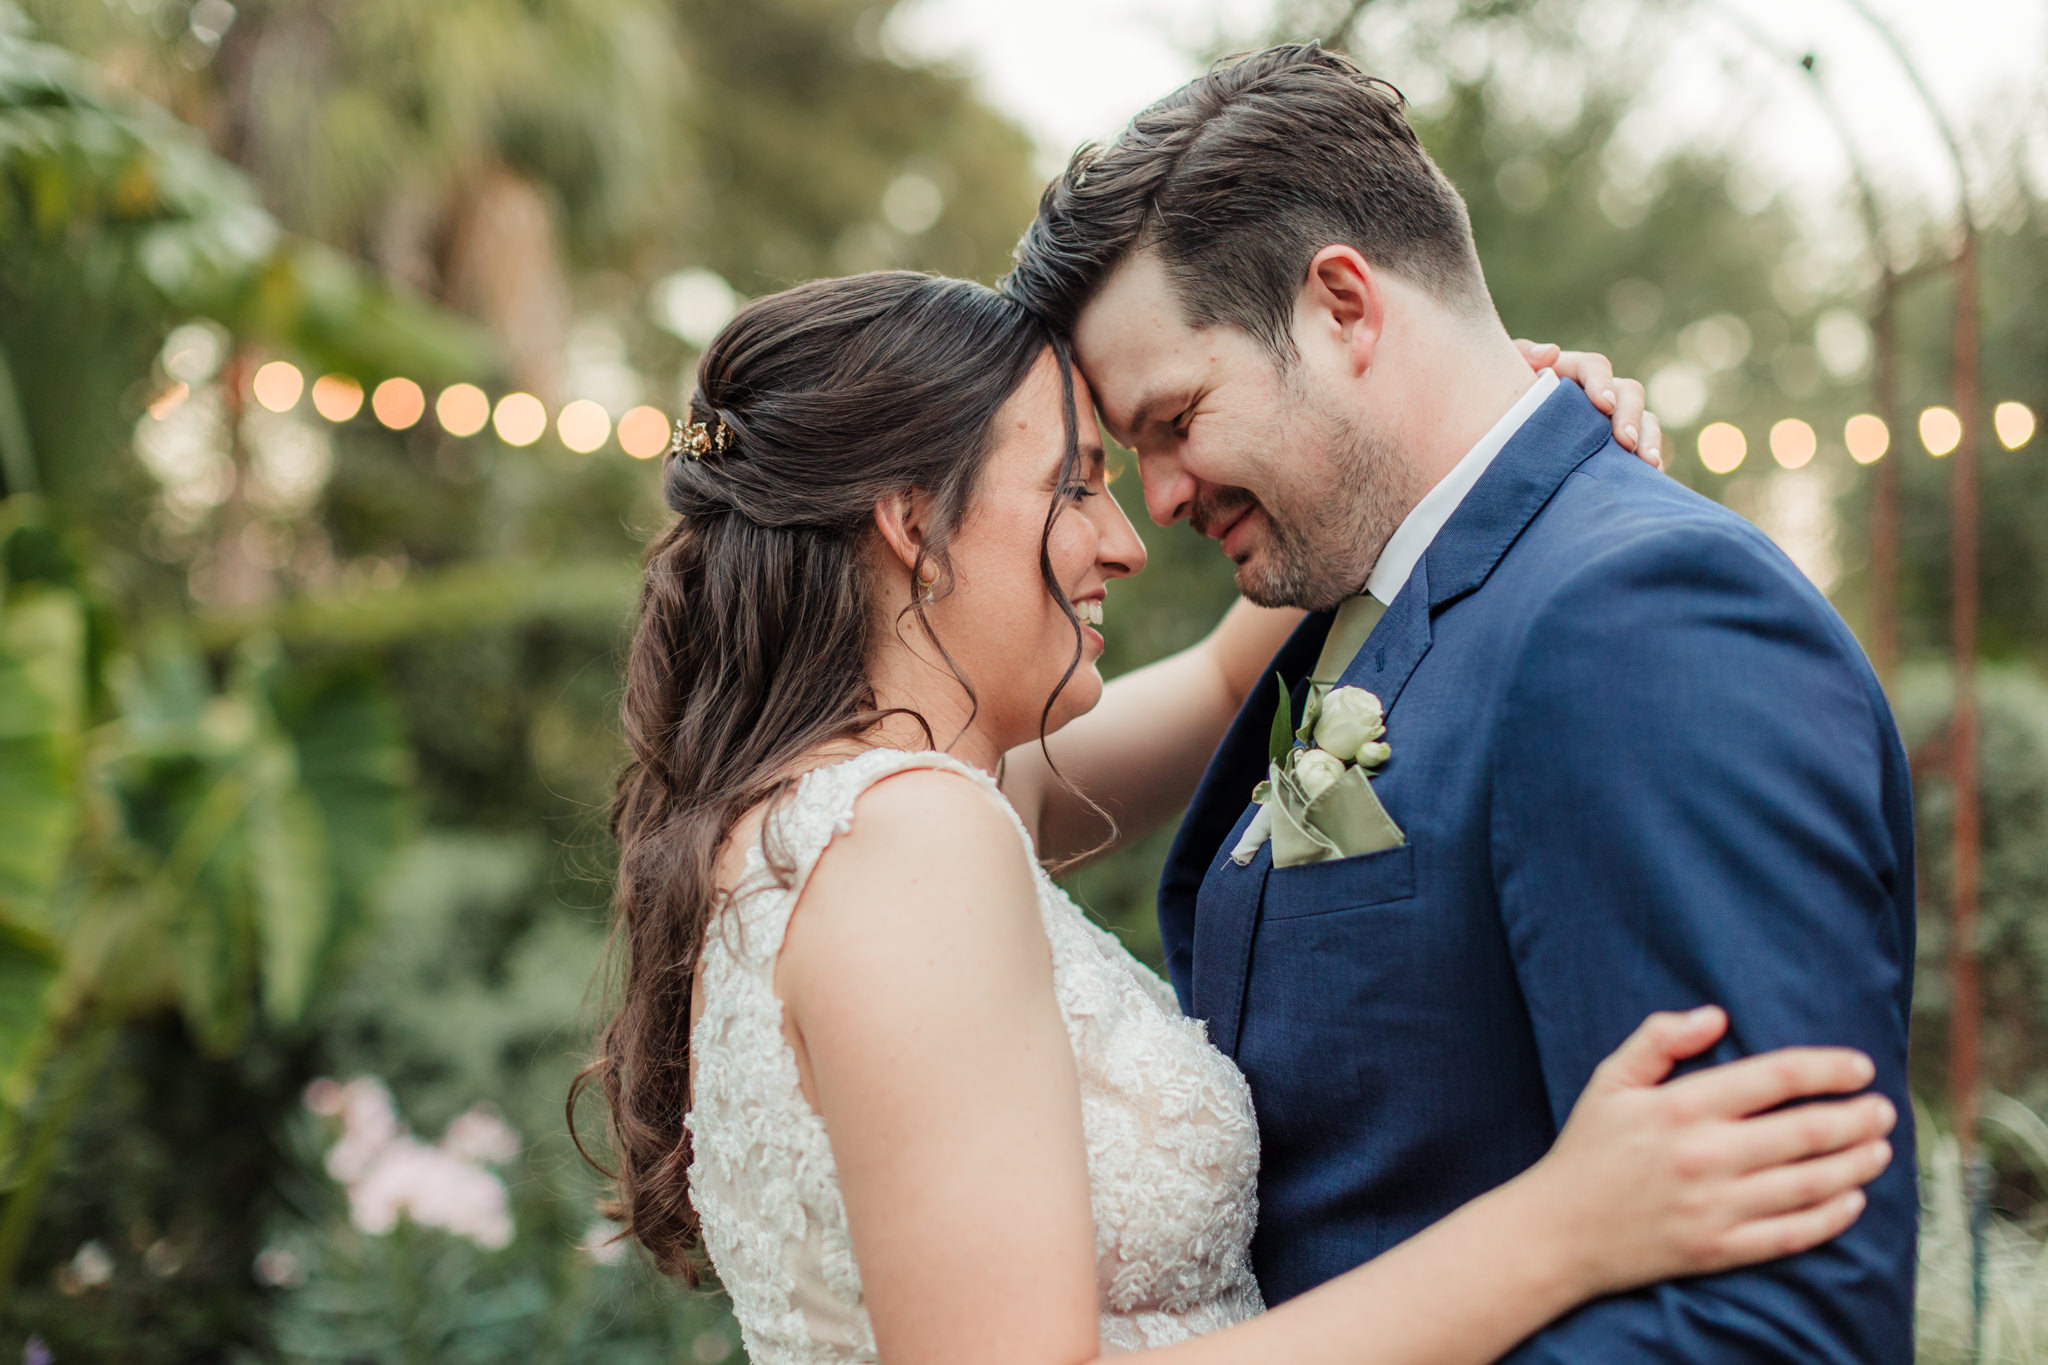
[1260,843,1416,920]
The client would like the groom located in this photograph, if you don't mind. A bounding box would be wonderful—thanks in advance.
[1007,42,1915,1362]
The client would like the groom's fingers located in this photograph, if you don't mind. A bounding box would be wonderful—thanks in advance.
[1721,1092,1898,1172]
[1665,1046,1877,1120]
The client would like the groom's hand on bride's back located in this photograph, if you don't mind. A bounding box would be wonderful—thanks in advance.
[1519,1004,1895,1301]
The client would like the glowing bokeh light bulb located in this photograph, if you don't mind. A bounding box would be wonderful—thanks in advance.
[557,399,612,454]
[618,405,671,459]
[1919,405,1961,457]
[1845,414,1889,465]
[493,392,547,446]
[372,378,426,429]
[1769,418,1817,470]
[437,383,490,437]
[1698,422,1746,475]
[311,374,365,422]
[1995,401,2035,450]
[252,360,305,413]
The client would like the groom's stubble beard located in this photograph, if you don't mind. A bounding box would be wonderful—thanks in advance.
[1222,400,1412,612]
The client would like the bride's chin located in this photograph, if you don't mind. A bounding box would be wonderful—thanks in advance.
[1043,668,1105,735]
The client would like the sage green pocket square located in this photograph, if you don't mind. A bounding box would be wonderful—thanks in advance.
[1234,759,1406,869]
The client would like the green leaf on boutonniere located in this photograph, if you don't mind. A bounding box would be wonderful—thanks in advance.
[1268,672,1295,767]
[1296,687,1323,748]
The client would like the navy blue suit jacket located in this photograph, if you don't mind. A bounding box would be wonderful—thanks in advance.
[1160,383,1916,1360]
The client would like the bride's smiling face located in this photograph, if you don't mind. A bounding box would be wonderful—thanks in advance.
[906,350,1147,751]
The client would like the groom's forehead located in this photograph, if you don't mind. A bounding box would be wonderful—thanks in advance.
[1073,253,1207,427]
[1075,250,1186,355]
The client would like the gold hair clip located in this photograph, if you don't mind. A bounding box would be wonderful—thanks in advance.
[670,417,734,461]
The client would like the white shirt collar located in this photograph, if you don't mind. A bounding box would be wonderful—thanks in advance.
[1363,368,1559,606]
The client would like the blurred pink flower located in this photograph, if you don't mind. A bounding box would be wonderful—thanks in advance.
[440,1106,521,1165]
[309,1076,519,1251]
[323,1080,399,1185]
[302,1077,345,1116]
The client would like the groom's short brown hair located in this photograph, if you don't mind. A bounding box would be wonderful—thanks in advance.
[1004,43,1489,357]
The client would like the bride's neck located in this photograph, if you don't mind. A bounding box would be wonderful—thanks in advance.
[863,634,1005,774]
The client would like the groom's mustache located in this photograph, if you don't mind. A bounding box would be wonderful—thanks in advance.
[1190,487,1259,542]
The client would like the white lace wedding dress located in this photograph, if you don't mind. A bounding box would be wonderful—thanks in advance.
[687,749,1264,1363]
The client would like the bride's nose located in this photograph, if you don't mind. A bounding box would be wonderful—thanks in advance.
[1096,491,1148,579]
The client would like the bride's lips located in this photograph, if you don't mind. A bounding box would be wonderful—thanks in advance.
[1070,593,1105,652]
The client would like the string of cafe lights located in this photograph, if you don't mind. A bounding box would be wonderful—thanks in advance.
[1695,402,2034,474]
[241,360,678,459]
[236,357,2038,476]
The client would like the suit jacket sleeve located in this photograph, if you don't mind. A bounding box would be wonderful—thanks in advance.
[1488,524,1916,1363]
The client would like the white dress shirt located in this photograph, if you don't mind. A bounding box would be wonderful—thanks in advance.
[1363,368,1559,606]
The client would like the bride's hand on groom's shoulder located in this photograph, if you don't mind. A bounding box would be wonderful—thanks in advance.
[1518,1005,1894,1301]
[1515,339,1663,470]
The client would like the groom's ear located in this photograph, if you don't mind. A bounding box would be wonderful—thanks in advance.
[1301,245,1384,378]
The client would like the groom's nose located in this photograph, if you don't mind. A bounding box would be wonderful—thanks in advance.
[1138,449,1196,528]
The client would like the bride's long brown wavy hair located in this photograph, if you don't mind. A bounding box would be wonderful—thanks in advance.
[572,272,1092,1279]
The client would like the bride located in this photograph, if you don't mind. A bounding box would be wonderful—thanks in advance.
[577,271,1897,1365]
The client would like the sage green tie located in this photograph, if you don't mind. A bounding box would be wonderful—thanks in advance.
[1309,594,1386,698]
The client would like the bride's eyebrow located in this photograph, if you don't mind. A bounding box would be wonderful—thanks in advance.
[1045,438,1108,485]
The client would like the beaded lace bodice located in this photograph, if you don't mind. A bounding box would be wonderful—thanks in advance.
[686,749,1263,1363]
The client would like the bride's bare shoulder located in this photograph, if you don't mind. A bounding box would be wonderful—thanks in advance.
[779,764,1048,1004]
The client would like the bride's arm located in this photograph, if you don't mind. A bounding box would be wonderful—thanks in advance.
[781,774,1895,1365]
[1006,346,1662,863]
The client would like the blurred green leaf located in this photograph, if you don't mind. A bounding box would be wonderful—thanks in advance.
[0,583,83,933]
[1268,673,1294,767]
[0,921,57,1105]
[250,785,332,1027]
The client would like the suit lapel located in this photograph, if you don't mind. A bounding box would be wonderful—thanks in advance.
[1192,808,1271,1056]
[1335,557,1433,706]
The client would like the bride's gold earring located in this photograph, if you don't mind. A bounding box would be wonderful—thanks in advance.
[916,562,938,605]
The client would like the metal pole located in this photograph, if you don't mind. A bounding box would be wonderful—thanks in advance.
[1839,0,1983,1156]
[1834,8,1988,1355]
[1683,7,1902,681]
[1949,231,1983,1150]
[1870,270,1900,685]
[1969,1151,1993,1360]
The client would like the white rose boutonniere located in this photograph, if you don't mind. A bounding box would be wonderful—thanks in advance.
[1313,686,1383,763]
[1231,677,1406,868]
[1291,747,1348,803]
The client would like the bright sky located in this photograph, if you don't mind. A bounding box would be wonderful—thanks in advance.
[885,0,2047,233]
